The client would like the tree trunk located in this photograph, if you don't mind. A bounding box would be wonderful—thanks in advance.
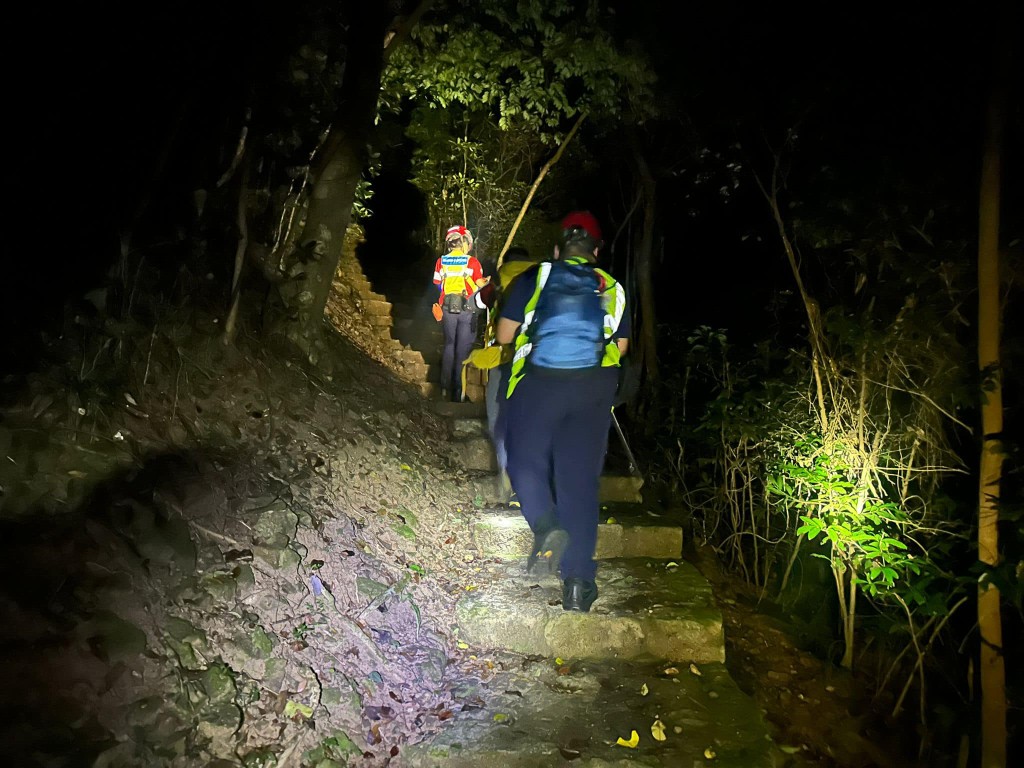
[275,1,393,357]
[975,32,1007,768]
[629,136,659,394]
[496,112,586,269]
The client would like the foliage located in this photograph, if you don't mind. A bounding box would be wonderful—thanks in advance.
[769,436,927,599]
[652,181,977,747]
[379,0,656,253]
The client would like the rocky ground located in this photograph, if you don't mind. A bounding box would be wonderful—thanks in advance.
[0,266,916,767]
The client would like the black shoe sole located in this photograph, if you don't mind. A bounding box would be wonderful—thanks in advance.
[527,528,568,577]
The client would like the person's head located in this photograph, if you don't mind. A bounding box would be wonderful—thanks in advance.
[555,210,602,262]
[445,225,473,253]
[504,245,531,263]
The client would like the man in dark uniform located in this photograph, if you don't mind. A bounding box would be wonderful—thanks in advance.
[495,212,630,612]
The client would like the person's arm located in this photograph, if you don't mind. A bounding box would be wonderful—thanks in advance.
[433,258,443,288]
[496,317,520,345]
[495,264,535,344]
[466,257,484,294]
[612,288,631,355]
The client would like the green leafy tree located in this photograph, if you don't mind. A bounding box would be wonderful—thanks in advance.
[379,0,655,257]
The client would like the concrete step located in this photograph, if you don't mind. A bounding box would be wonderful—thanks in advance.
[472,508,682,561]
[366,313,393,329]
[456,559,724,663]
[403,658,775,768]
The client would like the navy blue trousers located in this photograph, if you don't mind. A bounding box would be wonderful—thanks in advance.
[504,366,618,580]
[440,308,477,399]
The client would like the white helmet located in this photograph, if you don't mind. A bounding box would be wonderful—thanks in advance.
[445,224,473,252]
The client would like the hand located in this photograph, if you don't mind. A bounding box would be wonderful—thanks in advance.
[477,282,497,308]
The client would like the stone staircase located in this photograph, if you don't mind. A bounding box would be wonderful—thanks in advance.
[400,401,778,767]
[334,248,777,765]
[340,244,644,506]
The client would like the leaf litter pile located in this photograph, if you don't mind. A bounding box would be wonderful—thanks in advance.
[0,295,507,767]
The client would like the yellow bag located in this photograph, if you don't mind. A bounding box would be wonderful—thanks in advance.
[460,345,504,399]
[466,345,503,370]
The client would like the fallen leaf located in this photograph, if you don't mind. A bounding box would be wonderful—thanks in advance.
[457,641,469,649]
[663,667,679,675]
[606,517,617,524]
[555,657,565,666]
[557,666,571,676]
[558,747,582,760]
[616,730,640,748]
[283,700,313,720]
[400,463,412,471]
[704,747,717,759]
[651,719,666,741]
[640,683,649,696]
[689,663,702,676]
[673,726,682,734]
[493,713,509,723]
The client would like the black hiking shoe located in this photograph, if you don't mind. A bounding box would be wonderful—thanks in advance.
[562,578,599,613]
[526,527,568,577]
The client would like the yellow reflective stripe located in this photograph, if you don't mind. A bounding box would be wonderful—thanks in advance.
[506,263,550,398]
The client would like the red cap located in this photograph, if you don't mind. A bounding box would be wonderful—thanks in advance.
[561,211,602,244]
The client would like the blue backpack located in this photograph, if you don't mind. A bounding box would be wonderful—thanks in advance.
[529,261,606,369]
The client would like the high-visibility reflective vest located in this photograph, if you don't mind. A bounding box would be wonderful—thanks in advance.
[433,248,480,302]
[506,256,626,398]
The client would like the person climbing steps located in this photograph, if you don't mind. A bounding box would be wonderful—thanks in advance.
[432,225,484,401]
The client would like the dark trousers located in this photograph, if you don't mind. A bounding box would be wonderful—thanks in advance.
[504,366,618,581]
[440,308,476,399]
[486,362,511,473]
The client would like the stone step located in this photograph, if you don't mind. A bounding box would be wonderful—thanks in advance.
[599,474,644,503]
[455,436,498,472]
[362,299,392,316]
[433,400,488,419]
[403,658,775,768]
[392,349,425,366]
[465,472,645,507]
[456,559,724,663]
[472,509,682,561]
[366,313,393,329]
[402,362,431,382]
[451,415,488,438]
